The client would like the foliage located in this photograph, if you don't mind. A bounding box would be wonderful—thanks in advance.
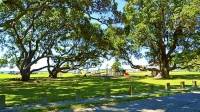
[1,0,199,80]
[188,56,200,71]
[0,59,8,68]
[120,0,200,78]
[0,0,120,81]
[47,19,108,78]
[111,61,121,69]
[104,26,143,69]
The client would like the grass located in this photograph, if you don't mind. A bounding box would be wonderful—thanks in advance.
[0,71,200,111]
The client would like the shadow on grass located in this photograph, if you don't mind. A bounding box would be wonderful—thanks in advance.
[0,74,198,107]
[171,74,200,80]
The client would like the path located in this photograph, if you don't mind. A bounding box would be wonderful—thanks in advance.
[1,91,200,112]
[62,91,200,112]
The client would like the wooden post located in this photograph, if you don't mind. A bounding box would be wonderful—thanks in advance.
[129,86,134,96]
[180,81,185,89]
[41,93,47,105]
[192,81,197,87]
[76,90,82,101]
[0,95,5,110]
[149,84,154,93]
[165,82,170,91]
[105,88,111,98]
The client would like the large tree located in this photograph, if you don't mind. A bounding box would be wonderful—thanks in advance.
[0,1,61,81]
[47,22,107,78]
[121,0,200,78]
[0,0,119,81]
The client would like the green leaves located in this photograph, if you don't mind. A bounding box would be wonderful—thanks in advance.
[117,0,200,75]
[0,59,8,68]
[111,61,121,69]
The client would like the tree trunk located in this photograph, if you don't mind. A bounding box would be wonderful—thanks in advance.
[160,67,170,78]
[20,54,33,81]
[21,69,31,81]
[49,73,58,78]
[21,74,30,81]
[155,57,170,78]
[48,69,58,78]
[187,66,191,72]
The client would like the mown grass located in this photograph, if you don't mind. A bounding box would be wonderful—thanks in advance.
[0,71,200,111]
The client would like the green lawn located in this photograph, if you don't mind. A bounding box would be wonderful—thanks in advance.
[0,71,200,111]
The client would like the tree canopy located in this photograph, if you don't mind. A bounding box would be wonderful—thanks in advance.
[0,0,199,80]
[121,0,200,78]
[0,0,120,81]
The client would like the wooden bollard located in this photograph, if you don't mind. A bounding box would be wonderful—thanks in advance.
[149,84,154,93]
[180,81,185,89]
[41,93,47,105]
[76,90,82,101]
[165,82,170,91]
[192,81,197,87]
[129,86,134,96]
[105,88,111,98]
[0,95,5,110]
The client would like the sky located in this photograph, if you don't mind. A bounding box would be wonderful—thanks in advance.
[0,0,148,71]
[0,57,148,71]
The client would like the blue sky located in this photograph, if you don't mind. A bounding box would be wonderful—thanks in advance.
[116,0,126,11]
[0,0,148,71]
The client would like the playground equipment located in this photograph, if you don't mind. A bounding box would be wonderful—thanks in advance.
[123,72,130,76]
[115,66,130,76]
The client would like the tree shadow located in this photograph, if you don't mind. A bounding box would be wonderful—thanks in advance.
[0,75,196,107]
[171,74,200,80]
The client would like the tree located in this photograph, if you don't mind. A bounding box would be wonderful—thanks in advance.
[111,61,121,69]
[0,0,119,81]
[121,0,200,78]
[0,1,63,80]
[0,1,62,81]
[47,19,108,78]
